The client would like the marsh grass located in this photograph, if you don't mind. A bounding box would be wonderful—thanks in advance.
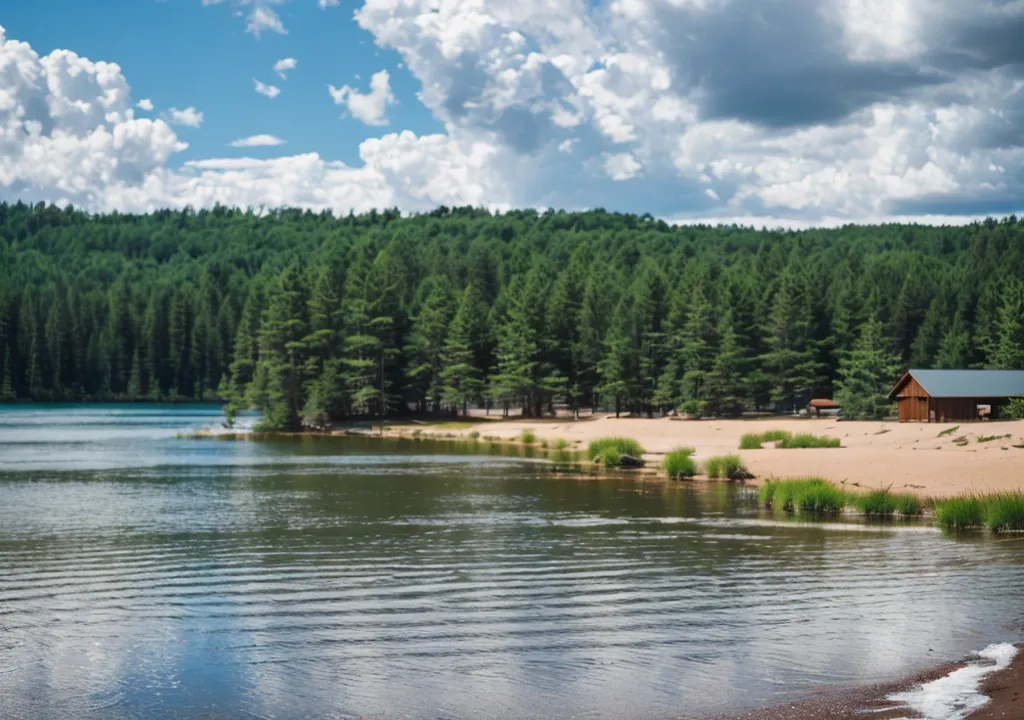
[663,447,698,479]
[938,425,960,438]
[540,439,549,449]
[933,495,986,529]
[704,454,748,480]
[777,433,842,449]
[587,437,645,464]
[468,431,480,441]
[553,438,570,450]
[740,430,839,449]
[520,429,537,445]
[984,492,1024,532]
[850,488,923,516]
[760,478,845,513]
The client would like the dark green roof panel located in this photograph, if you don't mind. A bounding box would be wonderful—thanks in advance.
[909,369,1024,398]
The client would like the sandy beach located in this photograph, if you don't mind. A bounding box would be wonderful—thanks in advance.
[398,415,1024,499]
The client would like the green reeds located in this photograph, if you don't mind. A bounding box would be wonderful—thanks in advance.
[777,433,842,449]
[983,492,1024,532]
[520,429,537,445]
[976,434,1011,444]
[587,437,645,465]
[759,478,846,513]
[849,488,923,516]
[704,454,749,480]
[468,431,480,441]
[938,425,960,438]
[553,438,570,450]
[663,447,698,479]
[739,430,840,450]
[933,495,986,530]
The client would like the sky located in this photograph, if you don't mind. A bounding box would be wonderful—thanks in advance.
[1,0,1023,225]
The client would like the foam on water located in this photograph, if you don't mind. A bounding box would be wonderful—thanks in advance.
[889,643,1018,720]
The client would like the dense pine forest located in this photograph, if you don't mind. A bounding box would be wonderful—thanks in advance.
[2,202,1024,429]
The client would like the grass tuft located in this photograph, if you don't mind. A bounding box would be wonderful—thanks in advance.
[553,438,570,450]
[587,437,645,464]
[849,488,923,516]
[740,433,766,449]
[777,433,842,449]
[759,478,845,513]
[520,429,537,445]
[705,454,749,480]
[976,433,1011,444]
[934,495,985,529]
[984,492,1024,532]
[468,430,480,441]
[938,425,960,438]
[663,447,698,479]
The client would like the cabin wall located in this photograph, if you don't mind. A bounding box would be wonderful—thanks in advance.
[897,396,929,422]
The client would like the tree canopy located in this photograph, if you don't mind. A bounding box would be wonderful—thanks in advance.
[1,201,1023,429]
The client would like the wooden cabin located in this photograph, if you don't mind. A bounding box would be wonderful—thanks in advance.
[889,369,1024,423]
[807,398,840,417]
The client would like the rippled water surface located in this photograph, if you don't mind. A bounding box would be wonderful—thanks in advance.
[1,405,1023,719]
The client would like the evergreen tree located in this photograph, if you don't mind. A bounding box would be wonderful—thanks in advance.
[597,300,636,417]
[835,319,900,419]
[1,346,14,401]
[440,285,485,415]
[406,277,456,413]
[761,263,824,410]
[935,317,971,369]
[990,280,1024,369]
[706,310,748,416]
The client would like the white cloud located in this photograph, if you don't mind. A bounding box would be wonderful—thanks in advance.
[329,70,396,126]
[246,6,286,37]
[273,57,297,80]
[603,152,641,181]
[165,107,203,128]
[318,0,340,7]
[558,138,579,153]
[136,98,154,112]
[229,134,286,147]
[254,79,281,99]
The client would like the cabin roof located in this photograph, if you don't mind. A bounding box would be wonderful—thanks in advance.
[890,369,1024,399]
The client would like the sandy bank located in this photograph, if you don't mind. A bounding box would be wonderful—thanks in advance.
[403,416,1024,499]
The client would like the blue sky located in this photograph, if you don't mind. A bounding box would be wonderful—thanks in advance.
[1,0,1023,224]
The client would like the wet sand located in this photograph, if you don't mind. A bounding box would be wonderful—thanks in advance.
[409,415,1024,499]
[707,646,1023,720]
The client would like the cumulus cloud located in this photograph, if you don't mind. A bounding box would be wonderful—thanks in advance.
[274,57,296,80]
[165,107,203,127]
[246,5,286,37]
[329,70,396,126]
[254,79,281,99]
[229,134,286,148]
[603,152,641,181]
[136,99,154,112]
[0,26,510,215]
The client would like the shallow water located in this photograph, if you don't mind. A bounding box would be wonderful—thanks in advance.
[1,405,1022,719]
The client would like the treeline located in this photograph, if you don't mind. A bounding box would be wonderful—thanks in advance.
[1,201,1024,428]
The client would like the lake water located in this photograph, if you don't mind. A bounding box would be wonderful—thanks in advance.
[1,405,1023,719]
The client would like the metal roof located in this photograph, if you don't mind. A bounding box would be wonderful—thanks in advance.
[902,369,1024,398]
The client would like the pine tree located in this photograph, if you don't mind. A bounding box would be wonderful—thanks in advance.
[761,263,824,410]
[990,280,1024,369]
[707,309,748,416]
[489,277,541,416]
[835,319,900,419]
[678,284,717,412]
[597,300,636,417]
[406,277,456,413]
[440,285,485,415]
[249,267,310,430]
[126,347,143,400]
[1,346,14,401]
[935,317,971,369]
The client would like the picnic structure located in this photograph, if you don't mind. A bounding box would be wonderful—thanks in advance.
[889,369,1024,423]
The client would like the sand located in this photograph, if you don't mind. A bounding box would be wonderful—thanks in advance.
[416,415,1024,498]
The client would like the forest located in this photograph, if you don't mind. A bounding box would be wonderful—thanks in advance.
[1,201,1024,429]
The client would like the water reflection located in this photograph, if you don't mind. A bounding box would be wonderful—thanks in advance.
[0,406,1023,720]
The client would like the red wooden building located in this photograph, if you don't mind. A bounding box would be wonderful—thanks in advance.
[889,369,1024,423]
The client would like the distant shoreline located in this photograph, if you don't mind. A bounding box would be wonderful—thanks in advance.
[203,414,1024,500]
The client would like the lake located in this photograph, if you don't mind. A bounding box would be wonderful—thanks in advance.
[1,405,1022,719]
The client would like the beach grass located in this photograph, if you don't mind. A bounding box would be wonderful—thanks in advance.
[933,495,986,529]
[587,437,645,467]
[704,454,748,480]
[663,447,698,479]
[739,430,839,450]
[849,488,923,516]
[553,438,570,450]
[777,433,842,449]
[760,478,846,513]
[938,425,960,437]
[976,433,1011,444]
[983,492,1024,532]
[520,429,537,445]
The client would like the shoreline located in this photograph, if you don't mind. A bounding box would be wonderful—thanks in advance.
[709,644,1022,720]
[206,414,1024,500]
